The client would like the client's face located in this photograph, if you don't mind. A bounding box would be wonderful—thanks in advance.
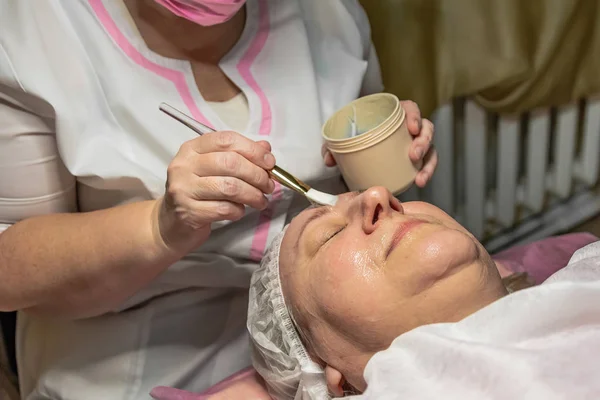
[279,187,507,394]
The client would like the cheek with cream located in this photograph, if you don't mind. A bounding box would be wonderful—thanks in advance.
[385,228,481,291]
[319,244,376,283]
[309,232,387,318]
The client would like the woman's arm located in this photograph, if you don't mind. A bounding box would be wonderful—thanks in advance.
[0,93,276,320]
[0,200,182,319]
[0,95,184,319]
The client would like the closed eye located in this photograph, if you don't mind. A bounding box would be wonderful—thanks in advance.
[321,225,345,247]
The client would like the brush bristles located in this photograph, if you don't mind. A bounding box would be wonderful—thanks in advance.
[306,189,338,206]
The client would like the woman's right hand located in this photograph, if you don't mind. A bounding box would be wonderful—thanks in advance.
[153,131,276,254]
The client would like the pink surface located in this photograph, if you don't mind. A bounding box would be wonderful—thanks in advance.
[150,367,270,400]
[151,233,599,399]
[492,232,598,284]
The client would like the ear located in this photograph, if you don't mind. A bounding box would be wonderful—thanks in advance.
[325,365,344,397]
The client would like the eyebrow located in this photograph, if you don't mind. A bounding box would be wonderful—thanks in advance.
[295,206,330,252]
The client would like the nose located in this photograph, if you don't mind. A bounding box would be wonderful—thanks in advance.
[355,186,403,234]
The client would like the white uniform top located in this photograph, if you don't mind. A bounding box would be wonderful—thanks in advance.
[207,93,250,133]
[0,0,383,398]
[354,241,600,400]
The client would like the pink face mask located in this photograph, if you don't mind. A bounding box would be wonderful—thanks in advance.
[154,0,246,26]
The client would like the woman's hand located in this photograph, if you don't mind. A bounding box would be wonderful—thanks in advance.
[154,131,276,253]
[322,100,438,188]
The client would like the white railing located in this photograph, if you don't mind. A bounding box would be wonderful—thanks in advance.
[401,97,600,252]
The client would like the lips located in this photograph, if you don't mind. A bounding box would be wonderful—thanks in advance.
[386,219,424,257]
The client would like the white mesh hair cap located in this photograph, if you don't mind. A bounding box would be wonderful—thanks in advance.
[247,226,330,400]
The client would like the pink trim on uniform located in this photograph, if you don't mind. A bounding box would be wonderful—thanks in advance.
[239,0,280,261]
[250,182,282,261]
[236,0,273,137]
[88,0,213,128]
[91,0,281,261]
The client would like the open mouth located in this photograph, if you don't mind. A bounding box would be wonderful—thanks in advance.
[386,220,424,257]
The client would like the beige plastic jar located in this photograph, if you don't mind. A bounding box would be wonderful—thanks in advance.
[322,93,421,195]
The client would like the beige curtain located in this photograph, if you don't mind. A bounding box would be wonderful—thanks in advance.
[360,0,600,116]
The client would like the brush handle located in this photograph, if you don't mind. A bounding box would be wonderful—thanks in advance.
[160,103,311,196]
[270,166,310,194]
[160,103,214,135]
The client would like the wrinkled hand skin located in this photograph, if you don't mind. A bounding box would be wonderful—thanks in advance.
[155,131,276,254]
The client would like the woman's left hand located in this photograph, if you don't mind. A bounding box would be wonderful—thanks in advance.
[322,99,438,188]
